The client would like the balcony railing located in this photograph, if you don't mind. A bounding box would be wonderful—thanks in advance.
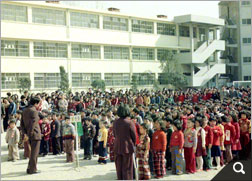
[226,18,236,26]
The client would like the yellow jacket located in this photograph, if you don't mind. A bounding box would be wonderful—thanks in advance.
[98,127,108,147]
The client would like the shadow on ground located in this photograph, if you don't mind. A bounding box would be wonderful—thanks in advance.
[1,171,28,179]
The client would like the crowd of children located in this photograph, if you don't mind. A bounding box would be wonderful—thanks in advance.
[1,86,251,179]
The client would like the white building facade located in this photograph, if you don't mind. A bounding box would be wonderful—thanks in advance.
[1,1,226,95]
[219,1,251,82]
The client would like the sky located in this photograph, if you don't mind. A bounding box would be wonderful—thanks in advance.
[61,1,220,20]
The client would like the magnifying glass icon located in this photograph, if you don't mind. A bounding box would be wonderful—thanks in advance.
[233,162,245,174]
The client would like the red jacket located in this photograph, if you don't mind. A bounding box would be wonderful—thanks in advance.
[111,98,119,106]
[135,123,140,145]
[211,126,223,146]
[170,130,184,150]
[202,95,208,101]
[192,94,199,103]
[152,130,167,151]
[224,123,236,145]
[40,122,51,141]
[178,95,185,103]
[231,122,242,151]
[204,125,213,146]
[206,93,212,100]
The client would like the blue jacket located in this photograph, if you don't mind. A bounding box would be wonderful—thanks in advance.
[8,102,16,115]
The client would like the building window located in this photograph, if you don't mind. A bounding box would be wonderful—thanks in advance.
[1,40,29,56]
[133,73,155,85]
[1,4,27,22]
[1,73,30,89]
[104,46,129,60]
[193,27,197,38]
[242,38,251,44]
[70,12,99,28]
[72,44,100,59]
[179,26,190,37]
[244,76,251,81]
[158,73,166,85]
[157,49,177,61]
[34,73,60,88]
[243,57,251,63]
[34,42,67,58]
[103,16,128,31]
[32,8,65,25]
[199,28,206,41]
[105,73,130,86]
[241,1,250,5]
[157,23,176,36]
[132,19,153,34]
[72,73,101,87]
[132,48,155,60]
[242,19,251,25]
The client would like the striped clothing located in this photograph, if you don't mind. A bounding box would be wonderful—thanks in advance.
[153,151,166,178]
[136,134,151,180]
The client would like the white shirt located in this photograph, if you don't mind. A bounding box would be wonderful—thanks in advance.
[196,126,206,148]
[41,100,49,110]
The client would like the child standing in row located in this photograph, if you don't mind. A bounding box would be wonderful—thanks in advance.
[165,116,173,171]
[222,115,235,164]
[210,116,223,169]
[40,115,51,156]
[152,118,167,179]
[98,121,108,164]
[136,123,151,180]
[202,115,213,171]
[63,116,75,163]
[239,111,251,160]
[184,118,197,174]
[195,117,206,172]
[217,117,225,166]
[5,119,20,162]
[231,114,241,160]
[170,120,184,175]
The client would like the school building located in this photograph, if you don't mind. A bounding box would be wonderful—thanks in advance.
[1,1,226,95]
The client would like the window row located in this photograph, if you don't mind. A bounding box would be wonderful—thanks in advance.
[1,4,203,36]
[2,40,179,60]
[1,73,159,89]
[1,40,29,56]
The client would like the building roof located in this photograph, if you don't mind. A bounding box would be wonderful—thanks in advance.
[10,1,224,26]
[173,14,225,27]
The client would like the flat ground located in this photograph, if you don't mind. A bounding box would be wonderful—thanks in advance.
[1,133,224,180]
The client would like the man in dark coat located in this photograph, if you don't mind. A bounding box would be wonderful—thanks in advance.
[21,97,41,174]
[113,104,136,180]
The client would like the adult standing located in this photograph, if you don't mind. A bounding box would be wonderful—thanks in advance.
[113,103,136,180]
[1,99,6,133]
[21,97,41,174]
[8,96,17,116]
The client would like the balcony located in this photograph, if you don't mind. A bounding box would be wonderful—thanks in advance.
[226,38,238,47]
[225,18,237,28]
